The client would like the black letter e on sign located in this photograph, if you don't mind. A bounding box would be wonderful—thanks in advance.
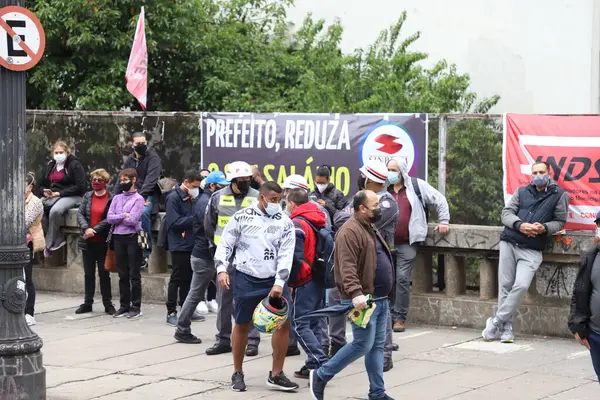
[6,20,26,57]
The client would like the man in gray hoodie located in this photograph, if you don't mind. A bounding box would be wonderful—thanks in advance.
[386,157,450,334]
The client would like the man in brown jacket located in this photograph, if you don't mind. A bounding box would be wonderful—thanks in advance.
[310,190,394,400]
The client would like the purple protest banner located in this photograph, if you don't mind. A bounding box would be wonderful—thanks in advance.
[200,113,428,196]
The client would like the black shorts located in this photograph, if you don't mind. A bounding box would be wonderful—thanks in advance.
[233,270,291,325]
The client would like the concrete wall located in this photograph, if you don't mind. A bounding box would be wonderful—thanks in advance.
[287,0,600,114]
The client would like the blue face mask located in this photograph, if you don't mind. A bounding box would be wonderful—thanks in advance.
[531,175,550,187]
[387,171,400,185]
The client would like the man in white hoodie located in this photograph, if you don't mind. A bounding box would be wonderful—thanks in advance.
[215,181,299,393]
[386,157,450,333]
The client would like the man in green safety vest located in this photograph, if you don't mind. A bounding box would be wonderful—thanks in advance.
[204,161,262,356]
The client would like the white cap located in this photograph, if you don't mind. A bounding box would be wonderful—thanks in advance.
[225,161,252,181]
[359,159,389,184]
[282,174,310,191]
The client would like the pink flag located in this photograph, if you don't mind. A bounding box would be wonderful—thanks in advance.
[126,7,147,109]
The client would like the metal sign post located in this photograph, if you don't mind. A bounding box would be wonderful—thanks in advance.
[0,1,46,397]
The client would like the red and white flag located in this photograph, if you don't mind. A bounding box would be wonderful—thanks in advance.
[125,7,147,109]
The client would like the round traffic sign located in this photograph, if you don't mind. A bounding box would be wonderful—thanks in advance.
[0,6,46,71]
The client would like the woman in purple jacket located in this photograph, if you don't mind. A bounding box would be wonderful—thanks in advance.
[107,168,145,318]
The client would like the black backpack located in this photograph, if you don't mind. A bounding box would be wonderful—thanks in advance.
[411,177,429,222]
[294,216,336,289]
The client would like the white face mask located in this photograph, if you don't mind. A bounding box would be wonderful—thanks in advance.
[316,183,328,193]
[54,154,67,163]
[265,202,282,216]
[187,187,200,199]
[597,226,600,237]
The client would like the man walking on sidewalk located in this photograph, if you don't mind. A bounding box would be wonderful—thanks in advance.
[482,161,569,343]
[286,188,330,380]
[310,190,394,400]
[204,161,261,356]
[174,171,230,343]
[215,181,299,392]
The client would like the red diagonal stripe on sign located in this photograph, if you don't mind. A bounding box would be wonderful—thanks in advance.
[0,18,36,60]
[375,134,403,155]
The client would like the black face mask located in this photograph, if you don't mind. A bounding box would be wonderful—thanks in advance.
[357,175,367,190]
[118,182,133,193]
[250,178,261,190]
[235,179,250,195]
[369,208,382,223]
[134,143,147,156]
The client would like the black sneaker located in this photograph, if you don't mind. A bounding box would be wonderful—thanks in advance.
[174,331,202,344]
[75,304,92,314]
[309,369,326,400]
[104,304,117,316]
[231,371,246,392]
[206,343,232,356]
[383,357,393,372]
[141,256,148,270]
[113,307,129,318]
[286,346,301,357]
[127,309,143,319]
[245,345,258,357]
[392,342,399,351]
[294,365,310,379]
[267,371,299,392]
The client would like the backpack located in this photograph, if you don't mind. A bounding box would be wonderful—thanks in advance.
[294,216,336,289]
[411,177,429,222]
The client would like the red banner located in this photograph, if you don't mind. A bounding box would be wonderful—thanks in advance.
[503,113,600,230]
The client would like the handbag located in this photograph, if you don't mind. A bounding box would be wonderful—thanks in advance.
[104,248,117,272]
[137,230,149,250]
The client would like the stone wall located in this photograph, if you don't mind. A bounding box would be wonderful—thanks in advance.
[33,209,596,337]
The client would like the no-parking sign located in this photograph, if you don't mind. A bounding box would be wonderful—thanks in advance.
[0,6,45,71]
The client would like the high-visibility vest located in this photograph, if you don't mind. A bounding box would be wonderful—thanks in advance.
[214,193,257,245]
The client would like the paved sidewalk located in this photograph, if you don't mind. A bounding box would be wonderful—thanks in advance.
[29,293,597,399]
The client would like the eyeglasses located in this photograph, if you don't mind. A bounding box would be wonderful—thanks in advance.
[92,178,105,183]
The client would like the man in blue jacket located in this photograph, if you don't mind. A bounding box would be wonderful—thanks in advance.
[165,170,204,326]
[175,171,230,343]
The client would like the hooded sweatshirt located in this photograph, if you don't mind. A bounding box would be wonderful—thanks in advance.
[214,203,295,288]
[389,157,450,244]
[289,202,327,287]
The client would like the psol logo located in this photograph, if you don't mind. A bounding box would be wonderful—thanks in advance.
[359,121,417,171]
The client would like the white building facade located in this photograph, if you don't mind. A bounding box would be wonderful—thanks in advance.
[287,0,600,114]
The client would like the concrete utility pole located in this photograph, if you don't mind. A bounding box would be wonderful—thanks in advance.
[0,0,46,397]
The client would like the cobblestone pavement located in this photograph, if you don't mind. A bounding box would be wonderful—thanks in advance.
[30,293,598,399]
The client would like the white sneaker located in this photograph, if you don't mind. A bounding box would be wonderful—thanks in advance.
[25,314,36,326]
[501,323,515,343]
[482,317,501,341]
[196,301,209,314]
[207,300,219,313]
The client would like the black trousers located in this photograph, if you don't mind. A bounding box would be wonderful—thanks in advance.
[82,241,112,306]
[166,251,193,314]
[24,243,35,316]
[207,276,217,302]
[113,234,142,311]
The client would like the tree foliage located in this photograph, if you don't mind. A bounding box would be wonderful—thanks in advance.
[26,0,502,225]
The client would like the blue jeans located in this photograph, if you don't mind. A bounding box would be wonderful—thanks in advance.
[317,299,388,399]
[291,280,328,369]
[588,330,600,382]
[141,195,155,258]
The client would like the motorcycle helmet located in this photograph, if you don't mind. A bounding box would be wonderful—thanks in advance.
[252,296,289,334]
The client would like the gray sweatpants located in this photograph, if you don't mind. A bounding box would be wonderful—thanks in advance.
[215,264,260,347]
[495,241,543,324]
[43,196,82,251]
